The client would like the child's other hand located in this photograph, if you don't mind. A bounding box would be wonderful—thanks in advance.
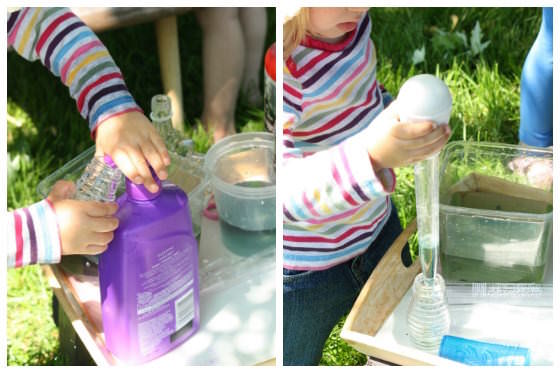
[95,111,171,193]
[47,181,119,256]
[366,106,451,171]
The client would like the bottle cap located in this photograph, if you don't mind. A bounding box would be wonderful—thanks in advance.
[126,167,162,201]
[265,43,276,81]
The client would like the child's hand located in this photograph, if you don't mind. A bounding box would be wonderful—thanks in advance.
[95,111,171,193]
[365,106,451,171]
[47,181,119,256]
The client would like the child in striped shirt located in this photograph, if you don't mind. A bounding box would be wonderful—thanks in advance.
[283,8,451,365]
[7,7,170,267]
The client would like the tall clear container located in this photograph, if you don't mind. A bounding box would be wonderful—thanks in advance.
[396,74,453,351]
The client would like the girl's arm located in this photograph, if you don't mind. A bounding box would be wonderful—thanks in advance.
[282,111,396,223]
[7,200,62,268]
[7,7,142,136]
[8,7,169,194]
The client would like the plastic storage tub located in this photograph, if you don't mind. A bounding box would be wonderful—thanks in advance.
[204,132,275,232]
[438,141,553,283]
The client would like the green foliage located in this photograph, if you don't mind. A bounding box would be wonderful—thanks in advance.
[7,266,65,365]
[186,121,214,154]
[320,317,367,366]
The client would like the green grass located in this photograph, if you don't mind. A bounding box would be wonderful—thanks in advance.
[7,8,275,366]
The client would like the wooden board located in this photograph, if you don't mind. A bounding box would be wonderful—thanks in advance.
[448,172,553,205]
[342,219,420,341]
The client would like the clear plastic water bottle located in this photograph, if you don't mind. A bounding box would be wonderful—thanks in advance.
[74,154,122,265]
[75,154,122,202]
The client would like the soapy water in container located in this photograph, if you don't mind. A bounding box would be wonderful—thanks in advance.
[203,132,276,258]
[205,133,276,232]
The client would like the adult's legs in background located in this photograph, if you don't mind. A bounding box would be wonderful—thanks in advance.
[196,8,244,142]
[239,7,267,107]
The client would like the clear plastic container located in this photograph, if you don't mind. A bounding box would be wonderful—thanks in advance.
[438,141,553,283]
[204,132,275,232]
[37,145,101,198]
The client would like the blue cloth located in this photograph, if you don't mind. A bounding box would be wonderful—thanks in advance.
[283,200,410,365]
[519,8,553,147]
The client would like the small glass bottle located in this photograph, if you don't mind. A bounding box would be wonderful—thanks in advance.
[150,94,181,153]
[407,273,450,352]
[75,154,122,202]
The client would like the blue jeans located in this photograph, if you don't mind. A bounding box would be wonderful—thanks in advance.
[283,201,410,365]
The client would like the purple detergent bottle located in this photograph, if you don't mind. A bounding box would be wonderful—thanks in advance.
[98,169,200,364]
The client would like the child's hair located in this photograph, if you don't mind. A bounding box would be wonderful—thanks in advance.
[283,8,309,60]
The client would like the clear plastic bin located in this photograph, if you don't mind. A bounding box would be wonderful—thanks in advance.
[438,141,553,283]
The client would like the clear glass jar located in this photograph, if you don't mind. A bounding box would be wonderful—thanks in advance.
[150,94,181,153]
[407,273,450,352]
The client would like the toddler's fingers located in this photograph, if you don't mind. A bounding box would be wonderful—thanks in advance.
[111,148,141,183]
[88,231,115,246]
[84,244,109,255]
[409,131,450,161]
[393,120,436,140]
[401,124,450,150]
[141,141,168,180]
[150,130,171,166]
[48,180,77,201]
[127,147,159,192]
[89,216,119,233]
[85,201,119,217]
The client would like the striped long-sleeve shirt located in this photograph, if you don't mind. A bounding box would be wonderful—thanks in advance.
[283,14,396,270]
[7,7,141,268]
